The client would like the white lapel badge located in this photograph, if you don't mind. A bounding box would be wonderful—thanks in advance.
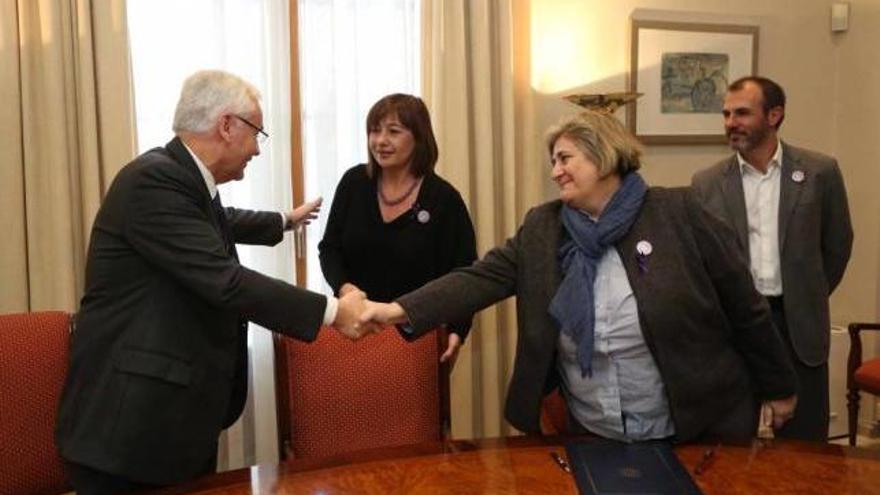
[791,170,805,183]
[417,209,431,224]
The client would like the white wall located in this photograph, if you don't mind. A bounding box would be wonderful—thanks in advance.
[529,0,877,325]
[831,0,880,430]
[531,0,839,191]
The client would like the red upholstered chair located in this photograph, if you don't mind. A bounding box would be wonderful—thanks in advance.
[274,325,450,460]
[0,311,73,494]
[847,322,880,446]
[540,388,569,435]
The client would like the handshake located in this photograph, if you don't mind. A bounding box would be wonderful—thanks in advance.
[331,286,405,340]
[329,284,462,364]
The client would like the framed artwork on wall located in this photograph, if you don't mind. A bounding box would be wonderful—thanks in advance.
[628,19,759,145]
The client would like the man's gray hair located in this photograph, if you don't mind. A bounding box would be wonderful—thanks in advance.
[172,70,261,133]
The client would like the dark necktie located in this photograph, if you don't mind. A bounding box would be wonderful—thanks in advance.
[211,193,237,260]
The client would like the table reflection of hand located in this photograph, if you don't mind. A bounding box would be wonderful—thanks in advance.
[761,394,798,430]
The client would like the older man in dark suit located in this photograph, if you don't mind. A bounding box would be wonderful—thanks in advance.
[692,76,853,441]
[56,70,368,494]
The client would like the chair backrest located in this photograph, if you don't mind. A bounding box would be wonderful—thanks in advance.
[540,388,569,435]
[274,325,449,460]
[846,322,880,445]
[0,311,72,495]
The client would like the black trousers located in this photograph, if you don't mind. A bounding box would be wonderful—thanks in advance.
[66,448,217,495]
[65,462,159,495]
[767,296,830,442]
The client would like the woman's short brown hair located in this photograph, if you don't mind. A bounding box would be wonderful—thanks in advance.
[365,94,438,178]
[544,111,643,177]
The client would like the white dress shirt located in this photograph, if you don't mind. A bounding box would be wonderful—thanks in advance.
[738,141,783,296]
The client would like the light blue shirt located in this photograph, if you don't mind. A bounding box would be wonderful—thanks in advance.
[557,247,675,441]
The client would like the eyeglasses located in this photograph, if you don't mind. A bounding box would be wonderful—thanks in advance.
[234,115,269,144]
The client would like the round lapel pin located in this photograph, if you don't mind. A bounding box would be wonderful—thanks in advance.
[791,170,805,183]
[416,209,431,224]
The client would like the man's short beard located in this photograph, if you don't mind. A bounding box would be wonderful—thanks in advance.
[728,124,770,153]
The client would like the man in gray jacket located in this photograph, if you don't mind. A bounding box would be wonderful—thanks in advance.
[692,76,853,441]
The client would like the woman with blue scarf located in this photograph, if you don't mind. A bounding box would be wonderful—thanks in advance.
[362,111,797,443]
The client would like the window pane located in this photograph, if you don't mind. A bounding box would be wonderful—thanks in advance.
[126,0,293,469]
[298,0,421,292]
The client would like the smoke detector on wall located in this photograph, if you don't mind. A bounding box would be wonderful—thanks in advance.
[831,3,850,33]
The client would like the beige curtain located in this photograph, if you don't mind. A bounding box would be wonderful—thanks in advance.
[422,0,543,438]
[0,0,136,313]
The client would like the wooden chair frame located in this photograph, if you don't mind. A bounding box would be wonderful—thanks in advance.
[846,322,880,446]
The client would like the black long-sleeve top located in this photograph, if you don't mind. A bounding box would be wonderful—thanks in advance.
[319,164,477,337]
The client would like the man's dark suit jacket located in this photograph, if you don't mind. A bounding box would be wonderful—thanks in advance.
[56,137,327,485]
[396,187,796,442]
[691,143,853,366]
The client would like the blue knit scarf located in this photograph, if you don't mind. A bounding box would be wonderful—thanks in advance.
[549,172,647,377]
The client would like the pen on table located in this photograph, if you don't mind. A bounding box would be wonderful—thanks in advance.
[693,444,719,475]
[550,451,572,474]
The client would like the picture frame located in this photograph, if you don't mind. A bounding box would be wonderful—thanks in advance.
[628,19,759,145]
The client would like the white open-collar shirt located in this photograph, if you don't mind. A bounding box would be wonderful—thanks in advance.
[737,140,783,296]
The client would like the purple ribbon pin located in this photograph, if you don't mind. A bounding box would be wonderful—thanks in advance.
[636,240,652,273]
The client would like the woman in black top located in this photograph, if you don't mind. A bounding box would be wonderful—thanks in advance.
[319,93,477,361]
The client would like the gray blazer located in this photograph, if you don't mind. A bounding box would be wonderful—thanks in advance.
[691,143,853,366]
[397,187,795,441]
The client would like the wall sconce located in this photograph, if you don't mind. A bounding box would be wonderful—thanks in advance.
[563,92,642,115]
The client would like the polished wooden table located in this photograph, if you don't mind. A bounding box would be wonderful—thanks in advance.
[154,436,880,494]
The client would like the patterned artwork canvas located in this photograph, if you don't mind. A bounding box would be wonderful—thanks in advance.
[661,53,729,114]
